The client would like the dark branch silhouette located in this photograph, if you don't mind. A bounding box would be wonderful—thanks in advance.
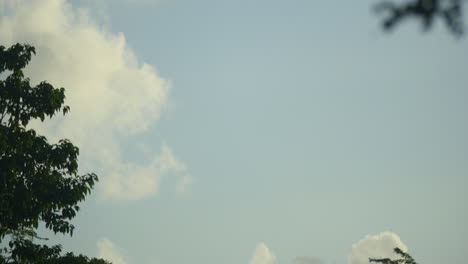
[375,0,464,36]
[369,247,418,264]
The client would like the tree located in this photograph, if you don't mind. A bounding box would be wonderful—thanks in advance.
[369,247,417,264]
[0,43,106,263]
[375,0,464,37]
[49,253,111,264]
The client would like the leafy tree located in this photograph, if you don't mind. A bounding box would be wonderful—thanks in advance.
[369,247,417,264]
[0,43,106,263]
[375,0,464,36]
[49,253,111,264]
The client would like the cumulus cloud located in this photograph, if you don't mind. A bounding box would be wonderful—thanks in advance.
[349,232,408,264]
[0,0,191,200]
[97,238,128,264]
[250,243,276,264]
[101,143,191,200]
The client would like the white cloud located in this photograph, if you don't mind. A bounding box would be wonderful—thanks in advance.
[0,0,192,200]
[249,243,276,264]
[349,232,408,264]
[97,238,128,264]
[101,143,189,200]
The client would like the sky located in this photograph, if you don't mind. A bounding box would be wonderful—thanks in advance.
[0,0,467,264]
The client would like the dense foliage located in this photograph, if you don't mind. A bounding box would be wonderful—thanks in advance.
[0,43,103,263]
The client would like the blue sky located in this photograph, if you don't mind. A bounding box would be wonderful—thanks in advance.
[1,1,467,264]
